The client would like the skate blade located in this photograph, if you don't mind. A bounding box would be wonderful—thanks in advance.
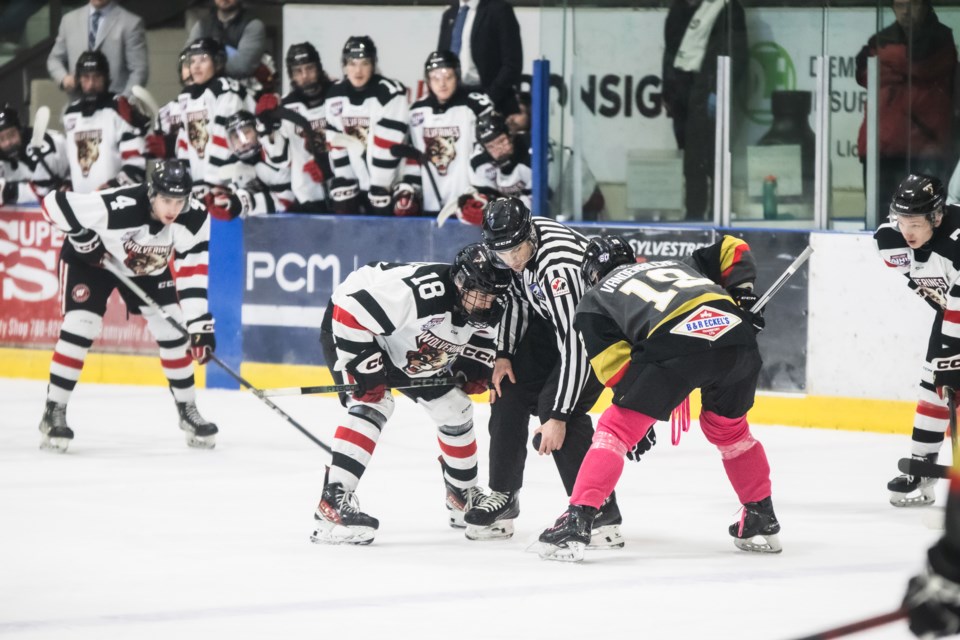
[889,489,936,508]
[39,436,70,453]
[465,520,515,541]
[185,434,216,449]
[538,541,585,562]
[734,533,782,554]
[448,508,467,529]
[588,524,625,550]
[310,520,376,546]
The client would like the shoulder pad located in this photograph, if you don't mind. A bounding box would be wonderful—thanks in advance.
[374,76,407,103]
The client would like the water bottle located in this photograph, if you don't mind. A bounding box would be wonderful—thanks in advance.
[762,175,778,220]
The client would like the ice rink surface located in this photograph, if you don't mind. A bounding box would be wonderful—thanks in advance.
[0,377,948,639]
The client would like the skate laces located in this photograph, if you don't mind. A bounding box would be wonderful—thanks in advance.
[480,490,510,512]
[47,403,68,427]
[181,403,208,426]
[671,395,691,445]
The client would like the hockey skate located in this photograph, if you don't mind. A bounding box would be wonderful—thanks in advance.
[440,458,486,528]
[464,489,519,540]
[176,402,218,449]
[38,401,74,453]
[538,505,598,562]
[310,476,379,545]
[589,493,625,549]
[730,496,782,553]
[889,454,938,507]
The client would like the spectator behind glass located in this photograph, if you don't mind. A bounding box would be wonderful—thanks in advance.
[857,0,957,214]
[662,0,747,222]
[438,0,522,116]
[47,0,148,97]
[187,0,270,92]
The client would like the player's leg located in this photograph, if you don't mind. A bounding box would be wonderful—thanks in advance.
[699,344,781,553]
[405,386,485,529]
[39,258,111,452]
[124,274,216,449]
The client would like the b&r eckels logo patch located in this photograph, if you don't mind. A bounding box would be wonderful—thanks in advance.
[71,283,91,303]
[670,305,741,341]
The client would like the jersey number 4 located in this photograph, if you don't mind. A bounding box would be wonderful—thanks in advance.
[108,195,137,211]
[619,267,713,311]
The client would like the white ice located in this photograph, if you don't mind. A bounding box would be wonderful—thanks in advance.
[0,377,947,639]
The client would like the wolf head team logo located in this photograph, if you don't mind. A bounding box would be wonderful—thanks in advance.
[423,127,460,176]
[404,331,461,374]
[669,305,742,342]
[71,283,91,303]
[74,131,102,177]
[915,276,949,309]
[186,110,209,158]
[121,231,173,276]
[342,117,369,147]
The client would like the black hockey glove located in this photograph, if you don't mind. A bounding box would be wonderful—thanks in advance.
[346,347,388,403]
[367,186,393,216]
[933,357,960,403]
[187,316,216,365]
[626,425,657,462]
[905,539,960,637]
[729,286,765,334]
[68,230,106,267]
[453,358,492,396]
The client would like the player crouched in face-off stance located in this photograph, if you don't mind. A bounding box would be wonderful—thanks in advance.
[877,175,960,507]
[538,235,782,562]
[38,160,218,452]
[311,244,512,545]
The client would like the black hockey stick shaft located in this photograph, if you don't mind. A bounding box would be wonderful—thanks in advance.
[788,607,907,640]
[751,245,813,314]
[391,144,442,210]
[102,259,332,453]
[261,376,459,398]
[899,457,951,479]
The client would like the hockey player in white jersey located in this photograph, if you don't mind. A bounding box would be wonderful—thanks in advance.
[312,244,511,545]
[175,37,254,196]
[877,174,960,507]
[0,105,70,205]
[404,50,494,216]
[62,51,148,194]
[324,36,409,216]
[145,48,193,160]
[203,109,293,219]
[37,160,218,452]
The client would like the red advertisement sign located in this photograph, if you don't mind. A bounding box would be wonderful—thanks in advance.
[0,207,156,353]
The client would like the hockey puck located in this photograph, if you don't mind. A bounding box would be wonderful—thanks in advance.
[531,433,542,451]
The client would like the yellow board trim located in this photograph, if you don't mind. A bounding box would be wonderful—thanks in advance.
[0,348,913,434]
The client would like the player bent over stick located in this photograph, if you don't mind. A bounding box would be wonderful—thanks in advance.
[311,244,512,545]
[37,160,218,452]
[538,235,782,562]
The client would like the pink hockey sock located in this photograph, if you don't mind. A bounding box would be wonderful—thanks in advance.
[701,409,772,504]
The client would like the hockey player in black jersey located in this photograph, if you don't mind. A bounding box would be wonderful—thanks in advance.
[324,36,409,216]
[537,234,780,562]
[312,244,511,545]
[37,160,218,452]
[877,174,960,508]
[464,197,623,545]
[0,105,70,205]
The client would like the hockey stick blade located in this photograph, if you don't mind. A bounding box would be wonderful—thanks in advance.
[751,245,813,314]
[260,376,459,398]
[131,85,160,120]
[436,197,461,228]
[30,106,50,150]
[898,457,951,479]
[326,131,365,155]
[788,607,907,640]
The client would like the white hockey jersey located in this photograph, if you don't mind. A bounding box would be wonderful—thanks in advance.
[324,75,409,192]
[41,185,212,325]
[407,89,493,213]
[0,129,70,206]
[222,137,294,217]
[278,89,329,206]
[157,99,182,137]
[328,262,497,379]
[62,95,147,194]
[470,142,532,210]
[175,77,254,190]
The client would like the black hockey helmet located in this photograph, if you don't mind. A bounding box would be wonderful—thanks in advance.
[582,235,636,287]
[225,110,261,161]
[75,50,111,98]
[451,243,512,326]
[341,36,377,68]
[424,50,460,83]
[0,105,22,134]
[149,160,193,211]
[178,46,192,86]
[286,42,325,97]
[476,111,509,146]
[482,197,533,253]
[889,174,946,224]
[185,37,227,73]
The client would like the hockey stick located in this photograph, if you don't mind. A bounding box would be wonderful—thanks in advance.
[788,607,907,640]
[897,388,958,480]
[260,375,459,398]
[26,106,62,190]
[326,131,365,156]
[131,85,160,121]
[436,197,461,228]
[750,245,814,315]
[390,143,442,213]
[101,258,333,454]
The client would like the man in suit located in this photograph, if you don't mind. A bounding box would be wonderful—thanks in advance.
[47,0,148,97]
[438,0,522,115]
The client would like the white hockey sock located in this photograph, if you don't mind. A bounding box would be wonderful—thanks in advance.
[47,310,102,404]
[143,304,196,403]
[437,420,479,490]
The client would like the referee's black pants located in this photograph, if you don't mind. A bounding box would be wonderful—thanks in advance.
[487,313,604,495]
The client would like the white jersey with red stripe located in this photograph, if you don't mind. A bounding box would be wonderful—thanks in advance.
[62,95,146,194]
[329,261,496,379]
[41,185,211,325]
[875,206,960,353]
[157,98,182,137]
[0,129,70,204]
[470,142,532,210]
[324,75,408,192]
[226,141,295,216]
[407,89,493,212]
[279,89,328,205]
[175,77,254,190]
